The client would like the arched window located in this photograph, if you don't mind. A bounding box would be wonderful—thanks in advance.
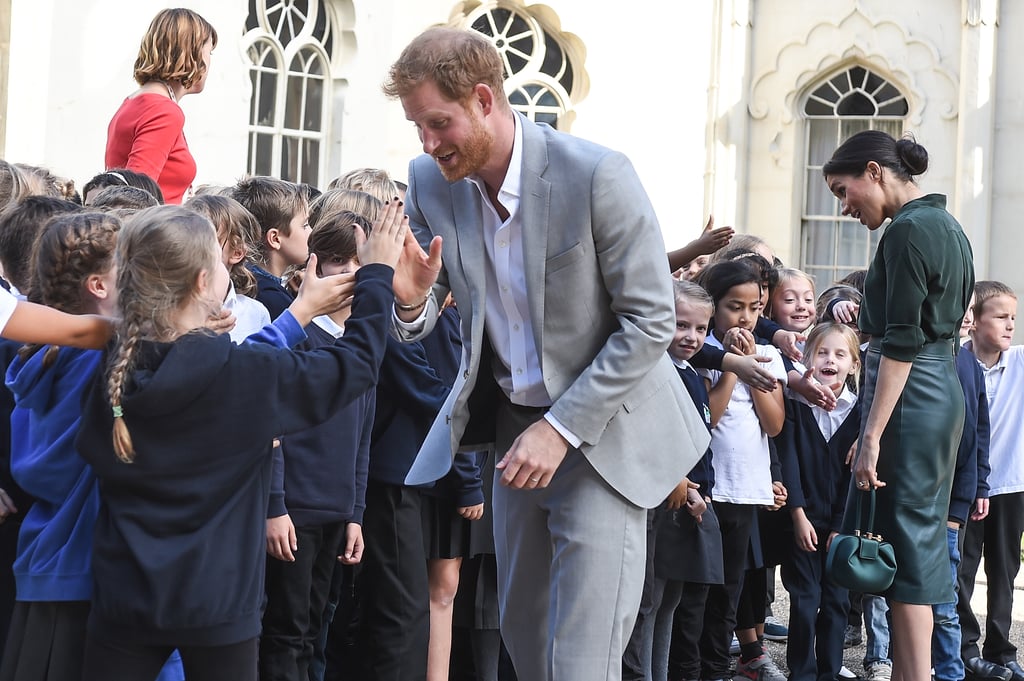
[243,0,333,186]
[801,65,908,284]
[462,3,585,130]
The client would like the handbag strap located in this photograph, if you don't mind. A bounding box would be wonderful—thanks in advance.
[854,488,879,538]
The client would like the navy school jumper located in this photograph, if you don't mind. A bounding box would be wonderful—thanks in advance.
[75,263,394,647]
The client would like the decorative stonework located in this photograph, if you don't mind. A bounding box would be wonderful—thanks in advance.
[748,4,958,127]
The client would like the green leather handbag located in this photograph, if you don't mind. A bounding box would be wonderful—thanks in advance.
[826,489,897,593]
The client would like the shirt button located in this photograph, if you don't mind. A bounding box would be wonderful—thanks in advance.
[499,241,507,248]
[502,286,509,292]
[513,324,520,331]
[516,368,523,375]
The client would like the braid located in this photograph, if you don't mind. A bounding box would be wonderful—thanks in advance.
[19,212,119,369]
[106,204,222,463]
[108,308,143,463]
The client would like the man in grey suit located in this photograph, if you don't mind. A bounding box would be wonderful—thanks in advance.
[384,27,711,681]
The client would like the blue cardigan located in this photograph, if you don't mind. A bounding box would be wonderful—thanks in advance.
[6,347,102,601]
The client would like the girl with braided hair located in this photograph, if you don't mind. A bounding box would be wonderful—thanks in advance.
[73,202,408,680]
[2,212,188,680]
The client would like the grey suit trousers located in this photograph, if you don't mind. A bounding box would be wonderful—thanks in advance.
[492,399,647,681]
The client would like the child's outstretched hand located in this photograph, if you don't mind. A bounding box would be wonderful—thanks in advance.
[772,329,804,362]
[289,253,357,326]
[692,215,735,256]
[356,198,408,269]
[789,367,838,411]
[832,300,859,325]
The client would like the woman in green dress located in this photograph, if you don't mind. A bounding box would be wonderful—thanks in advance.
[823,131,974,681]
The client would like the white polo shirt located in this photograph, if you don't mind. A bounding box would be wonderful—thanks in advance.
[965,341,1024,496]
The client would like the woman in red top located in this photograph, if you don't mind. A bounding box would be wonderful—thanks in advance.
[105,8,217,205]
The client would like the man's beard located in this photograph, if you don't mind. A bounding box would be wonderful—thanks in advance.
[435,115,493,182]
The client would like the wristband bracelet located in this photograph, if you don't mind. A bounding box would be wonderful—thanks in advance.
[396,294,429,313]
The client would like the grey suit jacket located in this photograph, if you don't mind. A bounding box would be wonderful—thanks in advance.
[398,114,710,508]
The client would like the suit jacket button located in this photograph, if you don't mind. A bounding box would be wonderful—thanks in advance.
[463,370,470,379]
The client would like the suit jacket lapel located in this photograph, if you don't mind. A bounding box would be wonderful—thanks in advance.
[449,180,487,340]
[518,115,551,359]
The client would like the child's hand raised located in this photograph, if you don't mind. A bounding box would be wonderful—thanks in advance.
[356,199,407,269]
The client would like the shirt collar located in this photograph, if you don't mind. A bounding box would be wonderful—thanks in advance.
[671,356,694,372]
[964,339,1008,371]
[312,314,345,338]
[467,112,523,203]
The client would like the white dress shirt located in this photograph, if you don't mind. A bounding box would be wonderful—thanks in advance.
[396,115,581,447]
[223,282,272,344]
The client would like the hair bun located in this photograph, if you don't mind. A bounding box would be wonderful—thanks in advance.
[895,137,929,176]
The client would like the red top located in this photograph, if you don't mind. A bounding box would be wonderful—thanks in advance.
[105,94,196,204]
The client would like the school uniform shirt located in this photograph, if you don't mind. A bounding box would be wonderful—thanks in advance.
[268,316,374,526]
[698,333,787,505]
[0,288,15,333]
[964,341,1024,496]
[74,263,393,647]
[777,387,859,531]
[6,347,103,601]
[224,282,272,344]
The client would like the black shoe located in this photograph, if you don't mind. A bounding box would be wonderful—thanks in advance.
[964,657,1013,681]
[1003,661,1024,681]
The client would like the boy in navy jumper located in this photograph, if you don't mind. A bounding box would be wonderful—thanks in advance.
[231,177,311,320]
[259,210,376,681]
[931,294,993,681]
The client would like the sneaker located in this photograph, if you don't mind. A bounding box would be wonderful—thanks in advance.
[844,624,863,648]
[866,661,893,681]
[764,615,788,642]
[735,654,788,681]
[839,666,857,679]
[730,634,741,656]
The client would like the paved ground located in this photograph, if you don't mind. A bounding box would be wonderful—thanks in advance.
[762,562,1024,678]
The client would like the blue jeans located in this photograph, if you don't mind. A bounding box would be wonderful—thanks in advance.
[932,526,964,681]
[862,593,891,669]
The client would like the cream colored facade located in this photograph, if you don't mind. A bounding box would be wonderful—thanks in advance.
[1,0,1017,290]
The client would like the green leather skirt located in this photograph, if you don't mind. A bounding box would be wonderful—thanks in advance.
[845,339,964,604]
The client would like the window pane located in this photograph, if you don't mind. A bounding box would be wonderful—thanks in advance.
[256,69,277,126]
[807,119,838,166]
[250,132,274,176]
[305,77,323,131]
[536,112,558,128]
[837,221,869,266]
[837,92,875,116]
[285,74,303,129]
[282,136,298,182]
[805,220,836,268]
[302,139,320,186]
[806,170,836,216]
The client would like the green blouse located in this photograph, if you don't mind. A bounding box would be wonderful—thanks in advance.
[859,193,975,362]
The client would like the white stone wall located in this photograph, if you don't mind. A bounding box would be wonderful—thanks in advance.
[5,0,1020,298]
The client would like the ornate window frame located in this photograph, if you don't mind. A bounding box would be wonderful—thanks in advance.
[242,0,335,186]
[800,64,908,284]
[457,1,588,130]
